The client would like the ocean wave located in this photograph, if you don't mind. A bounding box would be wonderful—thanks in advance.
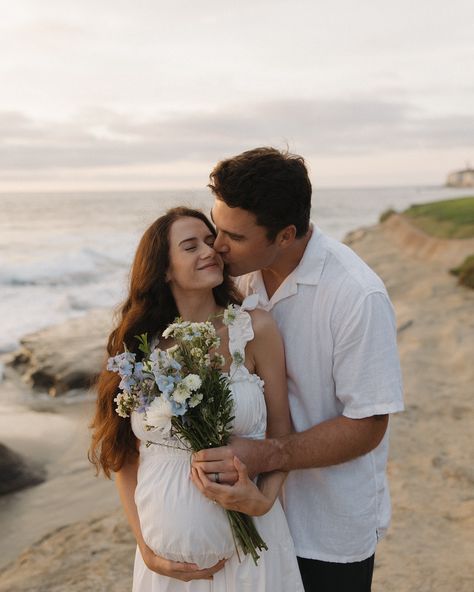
[0,248,130,287]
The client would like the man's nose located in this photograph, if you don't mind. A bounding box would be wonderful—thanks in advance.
[213,232,229,254]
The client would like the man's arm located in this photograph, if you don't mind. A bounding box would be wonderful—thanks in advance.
[194,290,400,481]
[193,414,388,482]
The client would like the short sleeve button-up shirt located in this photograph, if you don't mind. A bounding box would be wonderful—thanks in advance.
[236,225,404,562]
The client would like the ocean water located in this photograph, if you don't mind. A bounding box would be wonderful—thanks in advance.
[0,185,472,353]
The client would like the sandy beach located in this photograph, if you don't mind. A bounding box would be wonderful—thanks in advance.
[0,215,473,591]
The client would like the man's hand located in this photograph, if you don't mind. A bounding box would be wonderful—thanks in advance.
[191,456,273,516]
[141,546,226,581]
[192,436,267,484]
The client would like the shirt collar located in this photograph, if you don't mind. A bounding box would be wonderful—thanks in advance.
[247,222,326,309]
[293,223,327,286]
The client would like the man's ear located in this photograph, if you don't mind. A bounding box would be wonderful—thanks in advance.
[277,225,297,247]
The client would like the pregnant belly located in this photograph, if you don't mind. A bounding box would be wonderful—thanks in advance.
[135,454,235,569]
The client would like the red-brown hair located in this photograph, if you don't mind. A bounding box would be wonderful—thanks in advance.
[89,207,241,477]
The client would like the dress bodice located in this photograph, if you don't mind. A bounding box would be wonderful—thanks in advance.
[131,294,267,448]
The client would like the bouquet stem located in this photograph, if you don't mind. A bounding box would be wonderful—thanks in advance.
[226,510,268,565]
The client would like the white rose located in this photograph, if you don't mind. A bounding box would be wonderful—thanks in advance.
[145,397,174,434]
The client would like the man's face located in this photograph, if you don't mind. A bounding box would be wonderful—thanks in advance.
[210,199,280,276]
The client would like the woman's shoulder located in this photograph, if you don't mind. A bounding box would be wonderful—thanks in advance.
[247,307,279,340]
[247,306,273,325]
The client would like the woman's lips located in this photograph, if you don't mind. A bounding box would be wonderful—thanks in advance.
[198,262,219,270]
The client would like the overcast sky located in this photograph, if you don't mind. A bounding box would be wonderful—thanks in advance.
[1,0,473,190]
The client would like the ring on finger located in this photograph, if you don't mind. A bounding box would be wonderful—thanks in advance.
[214,472,220,484]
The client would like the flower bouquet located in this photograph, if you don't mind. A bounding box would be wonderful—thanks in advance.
[107,317,267,565]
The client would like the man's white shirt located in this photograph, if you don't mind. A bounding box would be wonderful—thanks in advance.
[236,225,404,563]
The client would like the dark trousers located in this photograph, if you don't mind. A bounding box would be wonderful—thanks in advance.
[297,554,375,592]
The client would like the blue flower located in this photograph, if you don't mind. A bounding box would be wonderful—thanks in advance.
[133,362,145,381]
[169,399,187,416]
[119,375,136,392]
[107,351,136,376]
[155,374,176,396]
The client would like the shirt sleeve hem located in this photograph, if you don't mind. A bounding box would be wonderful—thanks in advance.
[342,401,405,419]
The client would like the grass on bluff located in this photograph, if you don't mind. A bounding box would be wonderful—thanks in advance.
[450,254,474,289]
[402,196,474,239]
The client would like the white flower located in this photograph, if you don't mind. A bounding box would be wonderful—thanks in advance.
[182,373,202,391]
[212,353,225,368]
[190,347,203,359]
[172,384,191,404]
[145,397,174,434]
[162,320,189,339]
[189,393,203,408]
[223,305,237,326]
[114,392,138,418]
[114,393,129,418]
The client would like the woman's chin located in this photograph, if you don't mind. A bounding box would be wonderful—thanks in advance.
[205,270,224,289]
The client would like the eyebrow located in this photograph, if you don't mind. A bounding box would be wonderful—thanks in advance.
[209,209,245,239]
[178,237,196,246]
[178,234,215,246]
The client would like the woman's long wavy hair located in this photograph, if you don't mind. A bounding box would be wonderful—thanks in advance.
[89,207,242,478]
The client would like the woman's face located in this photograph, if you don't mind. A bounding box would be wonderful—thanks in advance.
[166,216,224,292]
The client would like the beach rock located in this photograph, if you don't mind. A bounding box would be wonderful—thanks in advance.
[8,309,113,396]
[0,443,45,495]
[0,509,134,592]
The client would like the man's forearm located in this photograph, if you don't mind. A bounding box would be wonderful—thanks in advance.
[193,414,388,483]
[261,414,389,473]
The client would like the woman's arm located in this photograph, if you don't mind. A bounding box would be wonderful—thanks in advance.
[192,310,291,515]
[115,447,226,581]
[247,309,291,508]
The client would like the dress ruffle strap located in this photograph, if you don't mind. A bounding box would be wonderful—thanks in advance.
[227,294,259,372]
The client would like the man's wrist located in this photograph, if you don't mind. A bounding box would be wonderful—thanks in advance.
[265,436,289,473]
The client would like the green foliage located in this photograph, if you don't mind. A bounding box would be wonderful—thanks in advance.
[450,254,474,289]
[135,333,150,355]
[379,208,396,223]
[403,197,474,239]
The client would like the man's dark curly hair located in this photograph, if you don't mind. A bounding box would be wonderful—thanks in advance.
[208,147,312,241]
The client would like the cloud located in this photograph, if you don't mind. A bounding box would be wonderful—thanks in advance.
[0,98,472,174]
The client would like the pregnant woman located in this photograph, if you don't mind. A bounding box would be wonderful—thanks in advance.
[89,207,303,591]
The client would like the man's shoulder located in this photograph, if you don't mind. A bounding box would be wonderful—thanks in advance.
[319,232,387,298]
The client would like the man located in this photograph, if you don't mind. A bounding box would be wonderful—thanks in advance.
[193,147,404,591]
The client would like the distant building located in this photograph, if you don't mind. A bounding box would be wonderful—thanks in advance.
[446,167,474,187]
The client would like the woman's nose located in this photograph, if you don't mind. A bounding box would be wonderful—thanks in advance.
[203,241,215,256]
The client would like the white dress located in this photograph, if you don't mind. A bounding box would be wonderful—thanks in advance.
[130,295,304,591]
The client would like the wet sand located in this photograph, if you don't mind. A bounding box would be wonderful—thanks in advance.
[0,371,118,570]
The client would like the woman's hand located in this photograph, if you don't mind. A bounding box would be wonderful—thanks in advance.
[191,456,273,516]
[140,545,226,581]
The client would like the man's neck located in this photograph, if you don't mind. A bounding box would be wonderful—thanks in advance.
[261,228,312,300]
